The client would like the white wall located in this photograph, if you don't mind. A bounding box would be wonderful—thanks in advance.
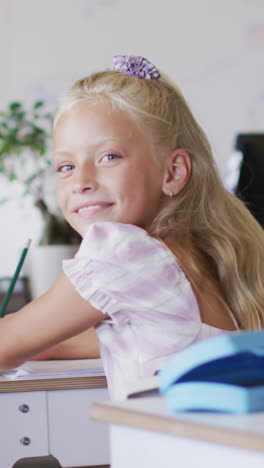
[0,0,263,274]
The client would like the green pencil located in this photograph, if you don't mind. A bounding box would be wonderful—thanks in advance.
[0,239,32,318]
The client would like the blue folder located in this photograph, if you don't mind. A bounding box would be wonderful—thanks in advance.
[158,329,264,413]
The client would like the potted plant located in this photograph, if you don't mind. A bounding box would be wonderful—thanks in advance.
[0,101,81,297]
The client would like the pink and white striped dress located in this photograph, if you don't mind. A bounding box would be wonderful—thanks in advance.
[63,222,229,400]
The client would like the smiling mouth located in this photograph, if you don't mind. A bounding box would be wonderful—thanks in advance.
[76,203,113,218]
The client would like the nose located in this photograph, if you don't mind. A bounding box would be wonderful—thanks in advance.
[72,167,97,194]
[72,182,95,194]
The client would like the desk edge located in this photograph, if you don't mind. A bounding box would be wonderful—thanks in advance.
[91,401,264,454]
[0,376,107,392]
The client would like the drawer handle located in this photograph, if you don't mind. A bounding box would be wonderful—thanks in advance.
[20,436,31,446]
[19,404,30,413]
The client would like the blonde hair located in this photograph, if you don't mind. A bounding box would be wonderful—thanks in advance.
[55,69,264,330]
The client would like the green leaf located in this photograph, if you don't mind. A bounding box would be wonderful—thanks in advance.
[0,197,8,205]
[0,122,9,130]
[9,102,22,111]
[33,101,44,109]
[0,99,53,202]
[25,174,37,183]
[8,172,17,181]
[15,111,26,120]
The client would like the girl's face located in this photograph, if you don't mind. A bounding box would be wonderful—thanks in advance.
[53,101,167,237]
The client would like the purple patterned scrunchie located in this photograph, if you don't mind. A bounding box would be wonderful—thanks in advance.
[113,55,160,80]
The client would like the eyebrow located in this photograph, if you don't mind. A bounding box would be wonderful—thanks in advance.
[53,151,71,164]
[53,150,70,159]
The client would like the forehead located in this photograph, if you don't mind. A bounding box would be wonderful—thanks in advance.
[53,101,160,164]
[54,101,140,141]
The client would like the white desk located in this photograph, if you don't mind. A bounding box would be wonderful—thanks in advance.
[0,360,109,467]
[91,396,264,468]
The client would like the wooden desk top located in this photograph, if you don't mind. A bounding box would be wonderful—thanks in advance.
[0,359,107,392]
[91,397,264,454]
[0,375,107,392]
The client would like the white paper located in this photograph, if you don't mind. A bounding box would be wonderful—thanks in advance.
[126,375,159,398]
[1,358,105,380]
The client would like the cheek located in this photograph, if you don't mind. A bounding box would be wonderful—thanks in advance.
[55,181,66,210]
[107,173,132,199]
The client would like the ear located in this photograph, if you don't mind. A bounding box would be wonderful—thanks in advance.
[162,149,191,197]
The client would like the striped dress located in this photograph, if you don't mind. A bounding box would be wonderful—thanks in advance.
[63,222,229,400]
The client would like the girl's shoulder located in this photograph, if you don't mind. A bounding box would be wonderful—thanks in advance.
[81,221,153,244]
[77,221,180,267]
[63,221,200,324]
[80,221,149,247]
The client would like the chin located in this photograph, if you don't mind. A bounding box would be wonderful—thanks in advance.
[73,221,100,237]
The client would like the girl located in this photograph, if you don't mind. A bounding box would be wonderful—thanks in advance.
[1,55,264,400]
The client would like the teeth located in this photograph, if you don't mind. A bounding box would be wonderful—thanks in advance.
[78,205,101,213]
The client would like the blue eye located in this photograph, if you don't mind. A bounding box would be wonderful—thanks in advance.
[57,164,74,173]
[102,154,121,162]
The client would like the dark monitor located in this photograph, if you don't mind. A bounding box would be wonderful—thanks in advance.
[234,133,264,227]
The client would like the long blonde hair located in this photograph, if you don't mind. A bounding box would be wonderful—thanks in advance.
[55,69,264,330]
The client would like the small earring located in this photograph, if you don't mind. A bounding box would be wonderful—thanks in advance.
[169,191,174,198]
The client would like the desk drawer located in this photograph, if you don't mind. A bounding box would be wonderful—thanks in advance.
[48,387,110,467]
[0,391,49,466]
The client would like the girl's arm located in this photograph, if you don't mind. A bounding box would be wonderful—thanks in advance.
[0,272,104,371]
[31,327,100,360]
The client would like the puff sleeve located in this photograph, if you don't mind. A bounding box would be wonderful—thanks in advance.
[63,222,200,330]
